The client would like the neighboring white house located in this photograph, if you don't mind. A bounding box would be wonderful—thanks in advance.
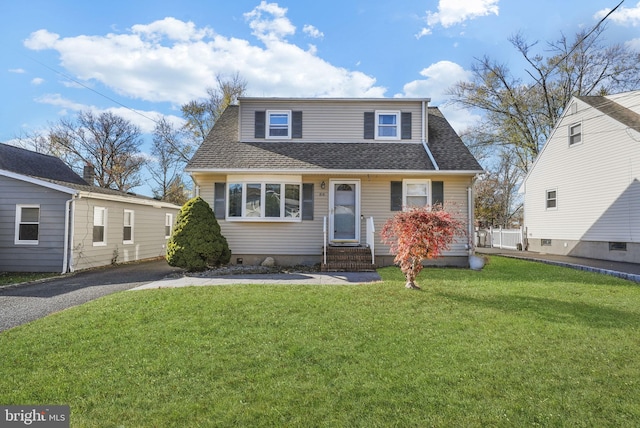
[0,143,181,273]
[521,90,640,262]
[186,97,483,270]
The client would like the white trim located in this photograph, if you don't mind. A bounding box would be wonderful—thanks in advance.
[93,206,108,246]
[375,110,401,140]
[329,179,361,243]
[239,97,431,103]
[266,110,292,139]
[225,181,303,222]
[77,191,180,209]
[14,204,40,245]
[0,169,77,194]
[545,188,558,210]
[123,209,134,244]
[165,213,173,239]
[568,121,583,146]
[187,168,483,175]
[402,179,431,209]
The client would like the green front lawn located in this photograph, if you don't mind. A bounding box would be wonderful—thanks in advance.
[1,257,639,427]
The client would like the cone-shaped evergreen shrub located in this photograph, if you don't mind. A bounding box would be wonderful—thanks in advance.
[166,196,231,271]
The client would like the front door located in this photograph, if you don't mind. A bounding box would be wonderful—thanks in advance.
[329,180,360,244]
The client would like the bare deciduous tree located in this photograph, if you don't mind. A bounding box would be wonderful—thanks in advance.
[48,110,146,192]
[181,72,247,149]
[149,117,190,205]
[449,25,640,174]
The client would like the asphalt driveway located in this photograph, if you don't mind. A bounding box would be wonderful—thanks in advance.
[0,259,183,333]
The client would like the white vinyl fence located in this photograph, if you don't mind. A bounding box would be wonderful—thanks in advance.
[476,227,524,250]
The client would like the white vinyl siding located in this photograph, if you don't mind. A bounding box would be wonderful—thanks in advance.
[523,93,640,245]
[240,100,422,143]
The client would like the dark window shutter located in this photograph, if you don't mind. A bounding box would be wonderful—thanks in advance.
[214,183,226,219]
[302,183,314,220]
[401,112,412,139]
[432,181,444,206]
[390,181,402,211]
[292,111,303,138]
[255,111,265,138]
[364,112,375,139]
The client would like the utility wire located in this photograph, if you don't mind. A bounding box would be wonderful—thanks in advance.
[24,53,161,125]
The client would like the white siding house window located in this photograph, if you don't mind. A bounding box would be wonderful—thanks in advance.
[123,210,134,244]
[165,213,173,238]
[403,179,431,208]
[15,205,40,245]
[546,189,557,210]
[375,111,400,140]
[227,182,302,221]
[93,207,107,246]
[569,122,582,146]
[266,110,291,139]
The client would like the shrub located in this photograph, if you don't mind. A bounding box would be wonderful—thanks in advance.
[166,196,231,271]
[381,205,466,289]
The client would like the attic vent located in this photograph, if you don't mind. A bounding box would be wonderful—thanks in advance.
[570,103,577,115]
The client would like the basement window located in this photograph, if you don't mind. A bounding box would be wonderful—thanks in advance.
[609,242,627,251]
[541,239,552,247]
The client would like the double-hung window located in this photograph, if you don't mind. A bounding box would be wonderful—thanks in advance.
[93,207,107,246]
[267,110,291,139]
[228,181,302,221]
[165,213,173,238]
[569,122,582,146]
[546,189,557,210]
[15,205,40,245]
[376,111,400,140]
[123,210,134,244]
[403,179,430,208]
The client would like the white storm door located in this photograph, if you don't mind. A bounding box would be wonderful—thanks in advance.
[329,180,360,243]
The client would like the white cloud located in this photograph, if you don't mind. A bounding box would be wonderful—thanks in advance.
[244,1,295,44]
[34,93,183,133]
[23,2,386,106]
[303,24,324,39]
[31,78,45,85]
[9,68,26,74]
[595,1,640,26]
[418,0,499,37]
[626,38,640,51]
[397,61,481,132]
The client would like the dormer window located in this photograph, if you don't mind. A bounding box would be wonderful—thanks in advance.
[267,110,291,139]
[375,111,400,140]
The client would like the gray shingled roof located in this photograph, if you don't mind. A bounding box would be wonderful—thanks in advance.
[0,143,88,185]
[576,96,640,133]
[0,143,176,205]
[187,104,482,172]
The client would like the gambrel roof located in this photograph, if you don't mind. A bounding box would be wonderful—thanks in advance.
[186,104,482,173]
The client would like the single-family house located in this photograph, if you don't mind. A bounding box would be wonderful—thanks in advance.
[0,143,181,273]
[186,97,483,270]
[521,90,640,262]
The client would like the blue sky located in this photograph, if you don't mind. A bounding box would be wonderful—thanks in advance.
[2,0,639,195]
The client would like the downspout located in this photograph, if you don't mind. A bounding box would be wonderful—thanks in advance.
[62,195,77,274]
[421,100,439,170]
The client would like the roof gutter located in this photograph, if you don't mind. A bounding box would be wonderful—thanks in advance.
[421,100,439,170]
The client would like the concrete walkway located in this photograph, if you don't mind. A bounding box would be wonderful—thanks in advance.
[131,271,383,290]
[476,247,640,283]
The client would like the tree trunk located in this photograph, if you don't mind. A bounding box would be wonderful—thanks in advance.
[405,281,421,290]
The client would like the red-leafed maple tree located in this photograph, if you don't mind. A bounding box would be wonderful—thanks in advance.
[381,205,466,289]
